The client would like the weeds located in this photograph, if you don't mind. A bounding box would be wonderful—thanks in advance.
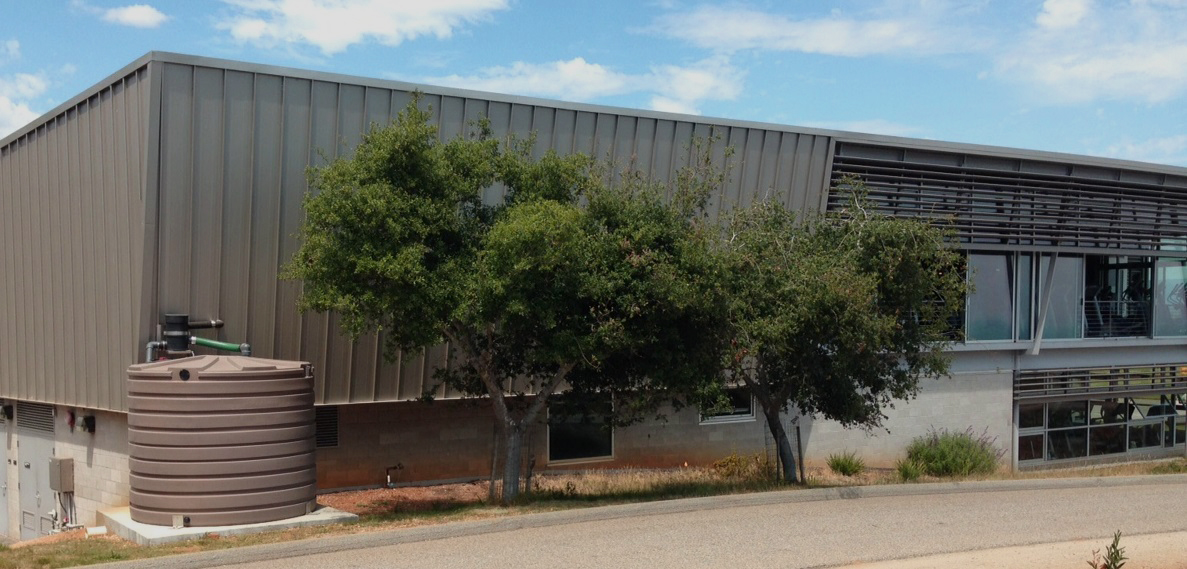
[905,427,1004,477]
[827,451,866,477]
[1148,458,1187,474]
[1087,530,1126,569]
[895,458,924,481]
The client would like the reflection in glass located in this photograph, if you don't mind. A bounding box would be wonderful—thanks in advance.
[1039,255,1083,339]
[1128,422,1163,450]
[1047,428,1087,459]
[1154,258,1187,337]
[1090,400,1127,425]
[1048,401,1087,429]
[1018,403,1044,429]
[1017,254,1032,340]
[967,254,1013,341]
[1089,425,1125,455]
[1018,434,1044,461]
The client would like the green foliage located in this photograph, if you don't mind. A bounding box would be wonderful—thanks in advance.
[896,458,924,481]
[827,451,866,477]
[1148,459,1187,474]
[1087,531,1127,569]
[905,428,1003,477]
[712,452,775,480]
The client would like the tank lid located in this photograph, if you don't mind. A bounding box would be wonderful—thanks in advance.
[129,355,309,374]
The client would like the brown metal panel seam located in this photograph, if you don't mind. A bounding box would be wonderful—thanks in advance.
[138,59,167,412]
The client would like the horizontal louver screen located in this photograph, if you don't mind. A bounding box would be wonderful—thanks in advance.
[17,402,54,433]
[1015,364,1187,401]
[830,143,1187,253]
[315,406,339,448]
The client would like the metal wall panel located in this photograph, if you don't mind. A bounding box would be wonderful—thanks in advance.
[147,61,834,406]
[0,66,150,410]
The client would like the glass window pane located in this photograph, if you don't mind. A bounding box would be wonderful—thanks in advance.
[1090,400,1127,425]
[1019,403,1044,429]
[967,254,1013,341]
[1017,254,1032,340]
[1048,401,1087,428]
[1089,425,1125,455]
[1154,259,1187,337]
[1038,255,1083,339]
[1047,428,1087,459]
[1018,434,1044,461]
[1128,422,1163,450]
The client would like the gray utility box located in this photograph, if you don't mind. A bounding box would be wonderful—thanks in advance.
[49,457,74,493]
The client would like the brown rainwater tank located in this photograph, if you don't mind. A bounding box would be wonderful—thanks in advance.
[126,356,317,526]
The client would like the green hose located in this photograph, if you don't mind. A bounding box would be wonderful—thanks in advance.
[192,336,244,352]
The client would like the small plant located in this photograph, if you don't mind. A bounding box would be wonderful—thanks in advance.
[905,427,1004,477]
[712,452,771,480]
[896,458,923,481]
[1087,530,1126,569]
[1148,458,1187,474]
[827,451,866,477]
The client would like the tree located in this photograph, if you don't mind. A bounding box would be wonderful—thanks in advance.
[285,99,729,503]
[722,181,966,482]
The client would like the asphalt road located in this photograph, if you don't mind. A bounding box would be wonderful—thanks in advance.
[99,475,1187,569]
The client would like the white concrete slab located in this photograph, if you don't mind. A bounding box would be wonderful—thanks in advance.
[97,506,358,546]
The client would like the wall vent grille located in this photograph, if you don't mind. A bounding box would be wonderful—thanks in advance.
[315,406,339,448]
[17,402,55,433]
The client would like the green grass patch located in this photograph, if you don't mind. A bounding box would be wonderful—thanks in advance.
[827,451,866,477]
[1148,458,1187,474]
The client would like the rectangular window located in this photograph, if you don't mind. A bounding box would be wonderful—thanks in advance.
[966,253,1014,341]
[548,395,613,463]
[700,387,755,424]
[1017,254,1033,340]
[1154,258,1187,337]
[1038,255,1083,339]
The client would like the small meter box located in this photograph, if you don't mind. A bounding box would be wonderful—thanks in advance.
[49,457,74,493]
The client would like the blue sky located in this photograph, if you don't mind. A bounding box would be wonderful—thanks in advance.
[4,1,1187,166]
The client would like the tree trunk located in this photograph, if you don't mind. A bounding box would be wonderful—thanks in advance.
[764,409,799,483]
[500,422,526,504]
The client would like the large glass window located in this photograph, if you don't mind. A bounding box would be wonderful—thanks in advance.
[548,396,613,463]
[1016,254,1033,341]
[1154,258,1187,337]
[1019,394,1185,464]
[1038,255,1083,339]
[966,254,1014,341]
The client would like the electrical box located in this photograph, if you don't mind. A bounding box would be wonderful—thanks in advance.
[49,457,74,493]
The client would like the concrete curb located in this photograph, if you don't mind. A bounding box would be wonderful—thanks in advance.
[92,474,1187,569]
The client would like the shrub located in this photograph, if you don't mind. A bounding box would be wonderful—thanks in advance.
[905,427,1003,477]
[827,451,866,477]
[896,458,923,481]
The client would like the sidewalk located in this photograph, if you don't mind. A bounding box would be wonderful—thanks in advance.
[841,531,1187,569]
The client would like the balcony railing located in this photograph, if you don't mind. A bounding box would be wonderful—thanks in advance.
[1083,299,1150,338]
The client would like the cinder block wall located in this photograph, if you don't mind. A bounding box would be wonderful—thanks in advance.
[796,371,1014,469]
[55,408,130,527]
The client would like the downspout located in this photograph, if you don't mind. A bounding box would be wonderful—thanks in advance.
[144,341,167,363]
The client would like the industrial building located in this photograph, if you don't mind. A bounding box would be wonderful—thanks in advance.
[2,51,1186,539]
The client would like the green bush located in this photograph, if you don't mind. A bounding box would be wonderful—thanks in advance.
[827,451,866,477]
[905,427,1003,477]
[896,458,923,481]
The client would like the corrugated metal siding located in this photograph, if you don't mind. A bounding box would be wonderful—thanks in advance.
[0,66,150,411]
[150,62,833,405]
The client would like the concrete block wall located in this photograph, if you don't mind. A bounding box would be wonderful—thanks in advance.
[54,408,130,527]
[796,371,1014,469]
[317,399,772,489]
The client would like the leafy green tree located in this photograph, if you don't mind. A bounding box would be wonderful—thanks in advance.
[285,99,729,503]
[722,182,966,482]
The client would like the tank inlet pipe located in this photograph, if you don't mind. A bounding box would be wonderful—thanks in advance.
[191,336,252,357]
[144,341,168,363]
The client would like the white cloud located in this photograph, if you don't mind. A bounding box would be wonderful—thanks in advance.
[1036,0,1092,29]
[426,56,744,115]
[102,4,168,28]
[649,5,974,57]
[1103,135,1187,166]
[798,119,927,138]
[1,39,19,63]
[0,72,49,138]
[995,0,1187,103]
[218,0,509,55]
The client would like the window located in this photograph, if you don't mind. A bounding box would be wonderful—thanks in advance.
[966,253,1014,341]
[548,395,613,463]
[700,387,755,424]
[1154,258,1187,337]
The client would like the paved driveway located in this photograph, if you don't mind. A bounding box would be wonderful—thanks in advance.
[99,475,1187,569]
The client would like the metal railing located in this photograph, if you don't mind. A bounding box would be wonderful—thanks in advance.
[1083,299,1151,338]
